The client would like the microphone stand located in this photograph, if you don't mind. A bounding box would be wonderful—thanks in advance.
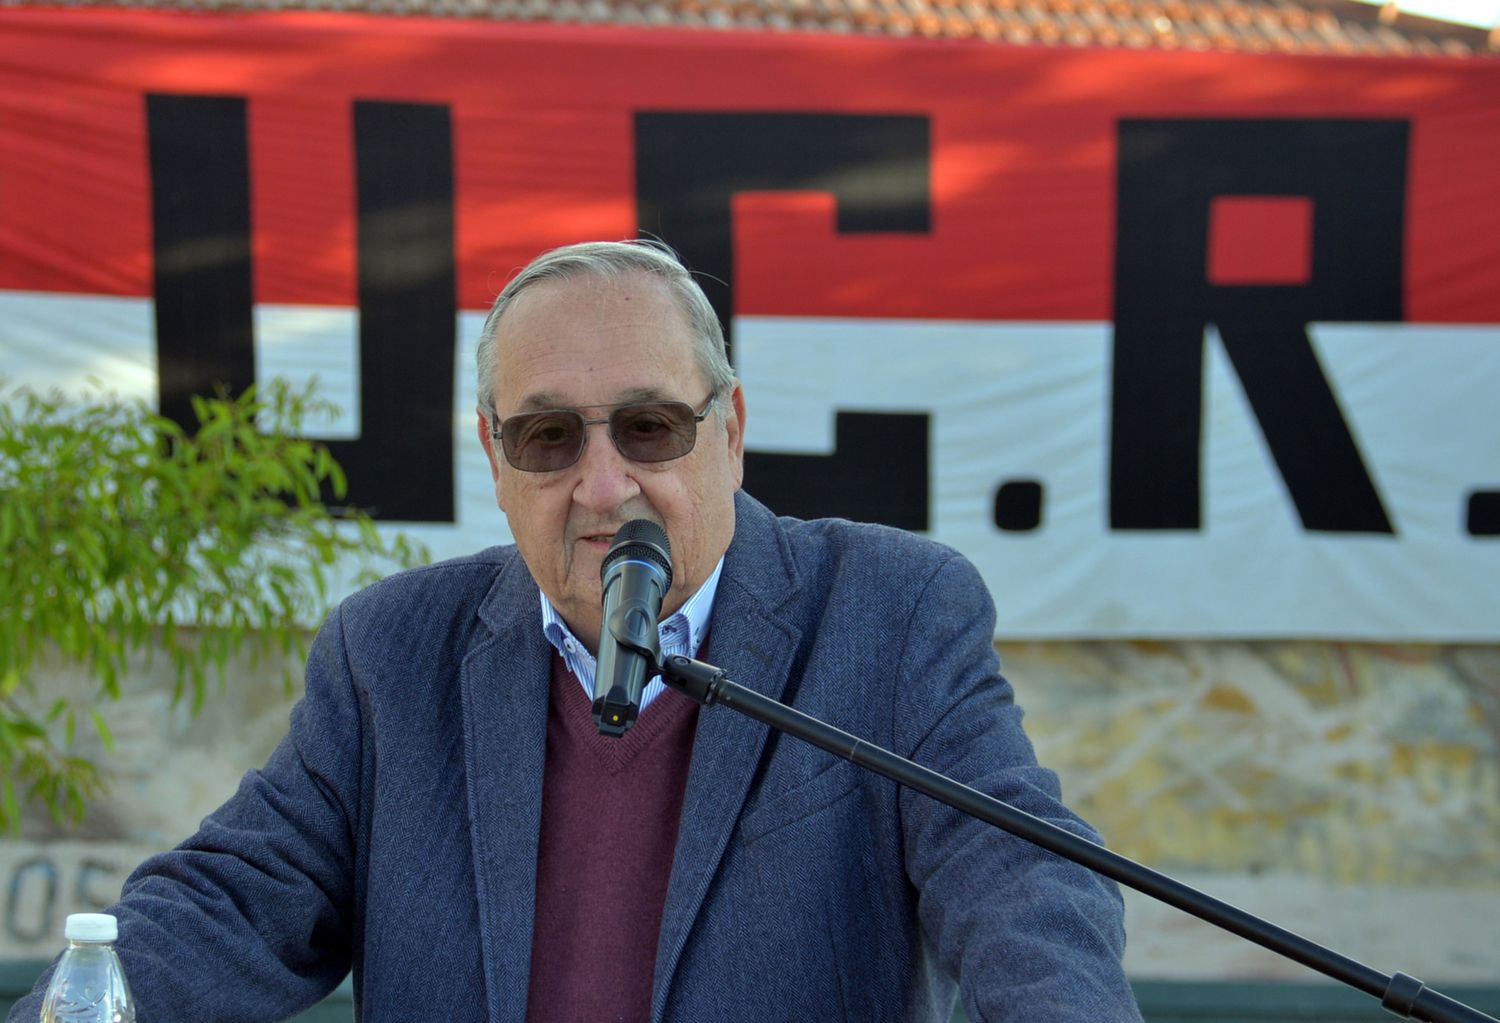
[648,651,1498,1023]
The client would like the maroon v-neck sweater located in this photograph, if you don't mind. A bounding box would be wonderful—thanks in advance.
[524,653,701,1022]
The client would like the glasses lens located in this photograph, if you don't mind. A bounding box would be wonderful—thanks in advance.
[609,401,698,463]
[501,409,586,472]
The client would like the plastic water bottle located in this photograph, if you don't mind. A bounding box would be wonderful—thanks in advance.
[39,913,136,1023]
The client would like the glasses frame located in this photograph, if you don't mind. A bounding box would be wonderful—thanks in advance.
[489,391,719,473]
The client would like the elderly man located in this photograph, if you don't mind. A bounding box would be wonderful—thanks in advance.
[9,241,1141,1023]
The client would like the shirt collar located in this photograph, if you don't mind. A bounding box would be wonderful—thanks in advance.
[539,556,724,687]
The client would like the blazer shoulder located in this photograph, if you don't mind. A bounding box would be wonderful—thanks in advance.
[747,511,991,642]
[331,545,521,639]
[779,513,971,586]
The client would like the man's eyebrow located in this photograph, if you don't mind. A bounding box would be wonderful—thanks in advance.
[513,386,675,413]
[613,386,674,405]
[514,391,568,413]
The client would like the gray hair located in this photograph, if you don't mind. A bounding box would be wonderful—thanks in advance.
[475,239,736,417]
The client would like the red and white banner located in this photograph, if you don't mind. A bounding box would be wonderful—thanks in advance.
[2,10,1498,638]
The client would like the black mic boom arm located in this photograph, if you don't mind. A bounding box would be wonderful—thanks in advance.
[655,653,1497,1023]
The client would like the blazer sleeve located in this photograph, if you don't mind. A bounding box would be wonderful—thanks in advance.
[892,553,1144,1023]
[6,606,365,1023]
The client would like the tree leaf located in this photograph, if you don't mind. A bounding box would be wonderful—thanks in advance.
[0,378,428,832]
[90,709,114,753]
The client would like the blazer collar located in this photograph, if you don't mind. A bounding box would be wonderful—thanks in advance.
[651,491,804,1021]
[462,551,551,1023]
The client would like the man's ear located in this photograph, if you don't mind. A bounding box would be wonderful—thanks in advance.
[477,410,502,483]
[725,382,746,490]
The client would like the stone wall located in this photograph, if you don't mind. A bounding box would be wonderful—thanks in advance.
[3,639,1497,985]
[1005,641,1500,983]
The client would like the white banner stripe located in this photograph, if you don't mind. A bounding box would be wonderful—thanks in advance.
[4,293,1497,639]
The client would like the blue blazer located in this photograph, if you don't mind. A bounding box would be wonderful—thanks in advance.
[10,493,1141,1023]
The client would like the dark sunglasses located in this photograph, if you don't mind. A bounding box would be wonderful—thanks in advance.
[492,392,718,473]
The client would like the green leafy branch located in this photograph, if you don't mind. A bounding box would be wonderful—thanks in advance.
[0,380,427,833]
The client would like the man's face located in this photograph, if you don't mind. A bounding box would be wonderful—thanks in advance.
[478,272,746,653]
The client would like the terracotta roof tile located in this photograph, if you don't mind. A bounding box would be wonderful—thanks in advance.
[3,0,1491,55]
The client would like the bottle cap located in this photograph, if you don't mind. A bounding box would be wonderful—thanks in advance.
[63,913,118,942]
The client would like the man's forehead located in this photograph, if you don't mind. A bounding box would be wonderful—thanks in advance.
[490,273,703,410]
[507,269,671,315]
[494,273,684,350]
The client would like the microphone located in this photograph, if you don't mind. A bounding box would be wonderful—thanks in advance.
[592,519,672,737]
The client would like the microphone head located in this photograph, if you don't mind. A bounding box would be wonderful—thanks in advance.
[595,519,672,738]
[602,519,672,588]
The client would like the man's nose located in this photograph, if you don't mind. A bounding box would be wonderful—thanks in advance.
[571,422,641,512]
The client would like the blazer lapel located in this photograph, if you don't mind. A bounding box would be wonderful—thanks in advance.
[460,554,552,1023]
[651,495,803,1022]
